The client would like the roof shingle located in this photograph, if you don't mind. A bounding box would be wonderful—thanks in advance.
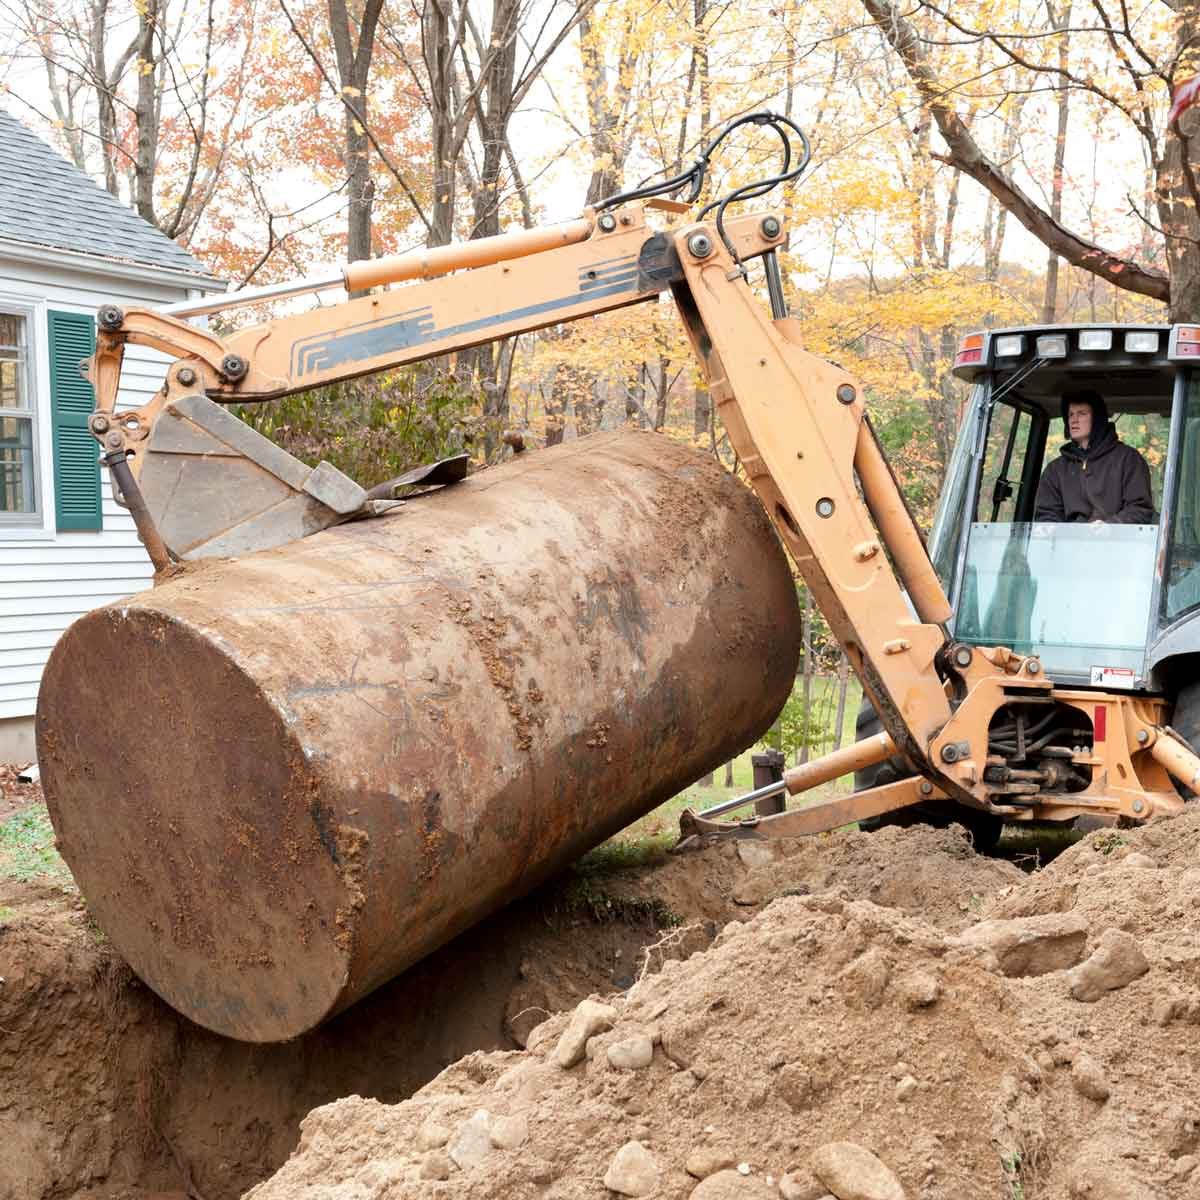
[0,109,218,281]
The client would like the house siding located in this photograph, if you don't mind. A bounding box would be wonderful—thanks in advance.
[0,255,208,724]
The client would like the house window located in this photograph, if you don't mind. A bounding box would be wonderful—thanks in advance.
[0,310,39,522]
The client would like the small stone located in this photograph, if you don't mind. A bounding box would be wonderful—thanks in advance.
[447,1109,492,1171]
[736,840,777,868]
[604,1141,661,1197]
[777,1063,817,1111]
[1071,1053,1111,1102]
[661,1015,704,1069]
[1172,1155,1197,1180]
[1164,1105,1199,1155]
[608,1034,655,1070]
[952,913,1088,977]
[526,1019,558,1054]
[416,1117,451,1150]
[811,1141,906,1200]
[732,872,775,906]
[685,1147,736,1178]
[840,948,891,1009]
[778,1169,827,1200]
[688,1167,776,1198]
[490,1112,528,1150]
[1122,852,1156,869]
[420,1151,455,1180]
[895,1075,918,1102]
[1068,929,1150,1002]
[553,999,618,1068]
[896,970,941,1009]
[529,1157,557,1185]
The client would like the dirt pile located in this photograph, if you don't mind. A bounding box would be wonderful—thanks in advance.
[246,815,1200,1200]
[1,786,1023,1200]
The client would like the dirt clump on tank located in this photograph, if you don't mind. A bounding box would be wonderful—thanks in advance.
[245,813,1200,1200]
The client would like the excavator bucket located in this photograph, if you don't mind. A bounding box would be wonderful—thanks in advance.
[133,394,370,559]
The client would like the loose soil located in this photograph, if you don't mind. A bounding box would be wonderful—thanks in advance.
[4,765,1199,1199]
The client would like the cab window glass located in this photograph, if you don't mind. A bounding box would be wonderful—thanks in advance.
[1164,377,1200,622]
[977,403,1030,522]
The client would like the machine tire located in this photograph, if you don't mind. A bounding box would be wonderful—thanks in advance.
[853,699,1004,854]
[1169,678,1200,799]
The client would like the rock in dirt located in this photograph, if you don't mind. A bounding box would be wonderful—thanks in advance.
[420,1151,455,1180]
[951,912,1088,977]
[1068,928,1150,1002]
[603,1140,660,1196]
[736,841,777,869]
[778,1168,829,1199]
[811,1142,906,1200]
[608,1033,655,1070]
[1123,851,1157,869]
[448,1109,492,1170]
[685,1147,737,1178]
[732,871,775,906]
[895,969,941,1009]
[554,998,617,1068]
[688,1167,777,1198]
[416,1115,451,1150]
[1071,1052,1111,1102]
[839,947,891,1008]
[489,1112,528,1150]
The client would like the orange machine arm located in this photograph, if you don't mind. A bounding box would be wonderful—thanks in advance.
[85,199,1200,823]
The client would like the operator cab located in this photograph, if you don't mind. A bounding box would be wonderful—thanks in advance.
[933,324,1200,694]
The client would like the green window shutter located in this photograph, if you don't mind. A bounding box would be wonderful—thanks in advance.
[48,309,102,532]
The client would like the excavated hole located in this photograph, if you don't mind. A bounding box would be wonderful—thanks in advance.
[2,776,1082,1200]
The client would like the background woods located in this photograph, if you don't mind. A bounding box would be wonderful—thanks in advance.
[3,0,1197,763]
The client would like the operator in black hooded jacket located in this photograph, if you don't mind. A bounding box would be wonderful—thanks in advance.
[1034,389,1155,524]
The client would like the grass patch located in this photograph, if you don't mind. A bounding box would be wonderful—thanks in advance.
[1092,830,1127,856]
[0,804,72,884]
[549,837,681,927]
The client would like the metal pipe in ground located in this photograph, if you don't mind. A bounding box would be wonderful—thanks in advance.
[698,731,896,821]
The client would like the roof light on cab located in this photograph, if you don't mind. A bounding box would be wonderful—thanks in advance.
[1078,330,1112,350]
[954,332,985,368]
[1125,331,1159,353]
[1036,334,1068,358]
[995,334,1024,356]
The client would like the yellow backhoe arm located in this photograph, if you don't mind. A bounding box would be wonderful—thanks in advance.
[87,192,1199,831]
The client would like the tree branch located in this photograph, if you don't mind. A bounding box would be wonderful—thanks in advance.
[277,0,431,233]
[862,0,1170,303]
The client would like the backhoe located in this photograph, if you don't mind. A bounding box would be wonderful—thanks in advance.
[35,113,1200,1038]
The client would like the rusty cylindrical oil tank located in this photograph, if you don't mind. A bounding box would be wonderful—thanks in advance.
[37,431,801,1042]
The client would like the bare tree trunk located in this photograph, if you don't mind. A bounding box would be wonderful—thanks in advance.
[423,0,459,248]
[797,589,814,766]
[832,653,850,753]
[133,0,160,226]
[694,384,711,440]
[723,760,734,787]
[1159,1,1200,321]
[328,0,385,269]
[654,359,670,430]
[1042,1,1072,322]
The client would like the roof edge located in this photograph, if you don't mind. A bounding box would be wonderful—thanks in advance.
[0,236,225,293]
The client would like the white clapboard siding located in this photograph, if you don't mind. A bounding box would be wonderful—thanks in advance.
[0,251,220,723]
